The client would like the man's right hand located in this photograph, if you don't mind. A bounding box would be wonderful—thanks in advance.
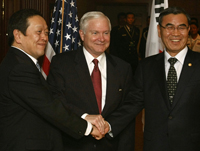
[90,125,104,140]
[85,114,106,134]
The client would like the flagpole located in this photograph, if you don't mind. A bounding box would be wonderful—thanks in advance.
[42,0,81,79]
[60,0,65,53]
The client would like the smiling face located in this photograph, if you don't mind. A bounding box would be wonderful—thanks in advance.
[14,15,49,59]
[158,14,190,56]
[79,17,110,58]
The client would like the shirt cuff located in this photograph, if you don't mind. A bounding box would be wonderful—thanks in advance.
[84,121,93,136]
[108,122,113,137]
[81,113,88,119]
[81,113,92,136]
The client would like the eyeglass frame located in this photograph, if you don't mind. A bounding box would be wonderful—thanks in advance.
[159,23,189,33]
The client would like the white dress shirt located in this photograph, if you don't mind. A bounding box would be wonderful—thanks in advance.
[164,46,188,81]
[82,47,113,136]
[83,47,107,111]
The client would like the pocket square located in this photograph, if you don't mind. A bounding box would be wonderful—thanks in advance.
[119,89,122,91]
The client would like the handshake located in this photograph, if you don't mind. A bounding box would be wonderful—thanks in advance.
[85,114,110,140]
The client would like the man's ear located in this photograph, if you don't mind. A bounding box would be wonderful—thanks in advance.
[13,29,23,44]
[79,30,84,41]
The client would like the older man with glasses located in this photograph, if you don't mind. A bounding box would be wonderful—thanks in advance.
[125,6,200,151]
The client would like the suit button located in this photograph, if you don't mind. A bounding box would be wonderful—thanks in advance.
[168,116,173,119]
[94,144,96,148]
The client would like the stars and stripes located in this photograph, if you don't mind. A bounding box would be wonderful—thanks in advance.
[41,0,81,79]
[145,0,168,57]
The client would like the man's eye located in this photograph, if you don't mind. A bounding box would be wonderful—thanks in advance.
[179,26,186,30]
[167,26,174,30]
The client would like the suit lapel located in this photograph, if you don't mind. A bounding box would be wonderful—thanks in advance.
[171,49,195,110]
[74,49,100,113]
[12,47,49,88]
[101,53,118,115]
[155,53,171,109]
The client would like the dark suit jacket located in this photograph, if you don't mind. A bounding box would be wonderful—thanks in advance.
[130,48,200,151]
[139,27,149,59]
[47,48,136,151]
[0,47,87,151]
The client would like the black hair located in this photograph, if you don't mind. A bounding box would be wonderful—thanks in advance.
[190,17,198,24]
[8,9,43,46]
[190,22,199,28]
[126,12,135,18]
[158,7,191,26]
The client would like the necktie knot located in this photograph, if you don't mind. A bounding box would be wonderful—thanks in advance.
[92,59,99,71]
[93,59,98,66]
[168,58,177,66]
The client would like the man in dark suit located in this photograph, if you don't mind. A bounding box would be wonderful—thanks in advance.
[110,12,140,75]
[127,7,200,150]
[0,9,103,151]
[47,11,136,151]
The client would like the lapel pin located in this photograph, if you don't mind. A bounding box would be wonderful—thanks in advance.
[188,63,192,67]
[119,89,122,91]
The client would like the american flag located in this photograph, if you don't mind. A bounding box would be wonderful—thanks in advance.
[41,0,81,79]
[145,0,168,57]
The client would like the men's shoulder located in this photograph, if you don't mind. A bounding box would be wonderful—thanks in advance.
[140,52,163,64]
[0,47,30,70]
[107,53,131,66]
[52,49,80,61]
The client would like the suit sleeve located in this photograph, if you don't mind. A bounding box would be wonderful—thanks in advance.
[47,55,88,116]
[8,63,87,139]
[106,62,144,138]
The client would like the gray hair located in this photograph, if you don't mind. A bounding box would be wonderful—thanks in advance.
[79,11,111,33]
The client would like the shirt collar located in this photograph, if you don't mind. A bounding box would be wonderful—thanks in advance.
[83,47,106,67]
[11,46,38,64]
[164,46,188,65]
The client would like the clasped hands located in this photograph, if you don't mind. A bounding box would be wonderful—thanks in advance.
[85,115,110,140]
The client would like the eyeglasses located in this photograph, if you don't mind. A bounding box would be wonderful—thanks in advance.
[159,24,189,33]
